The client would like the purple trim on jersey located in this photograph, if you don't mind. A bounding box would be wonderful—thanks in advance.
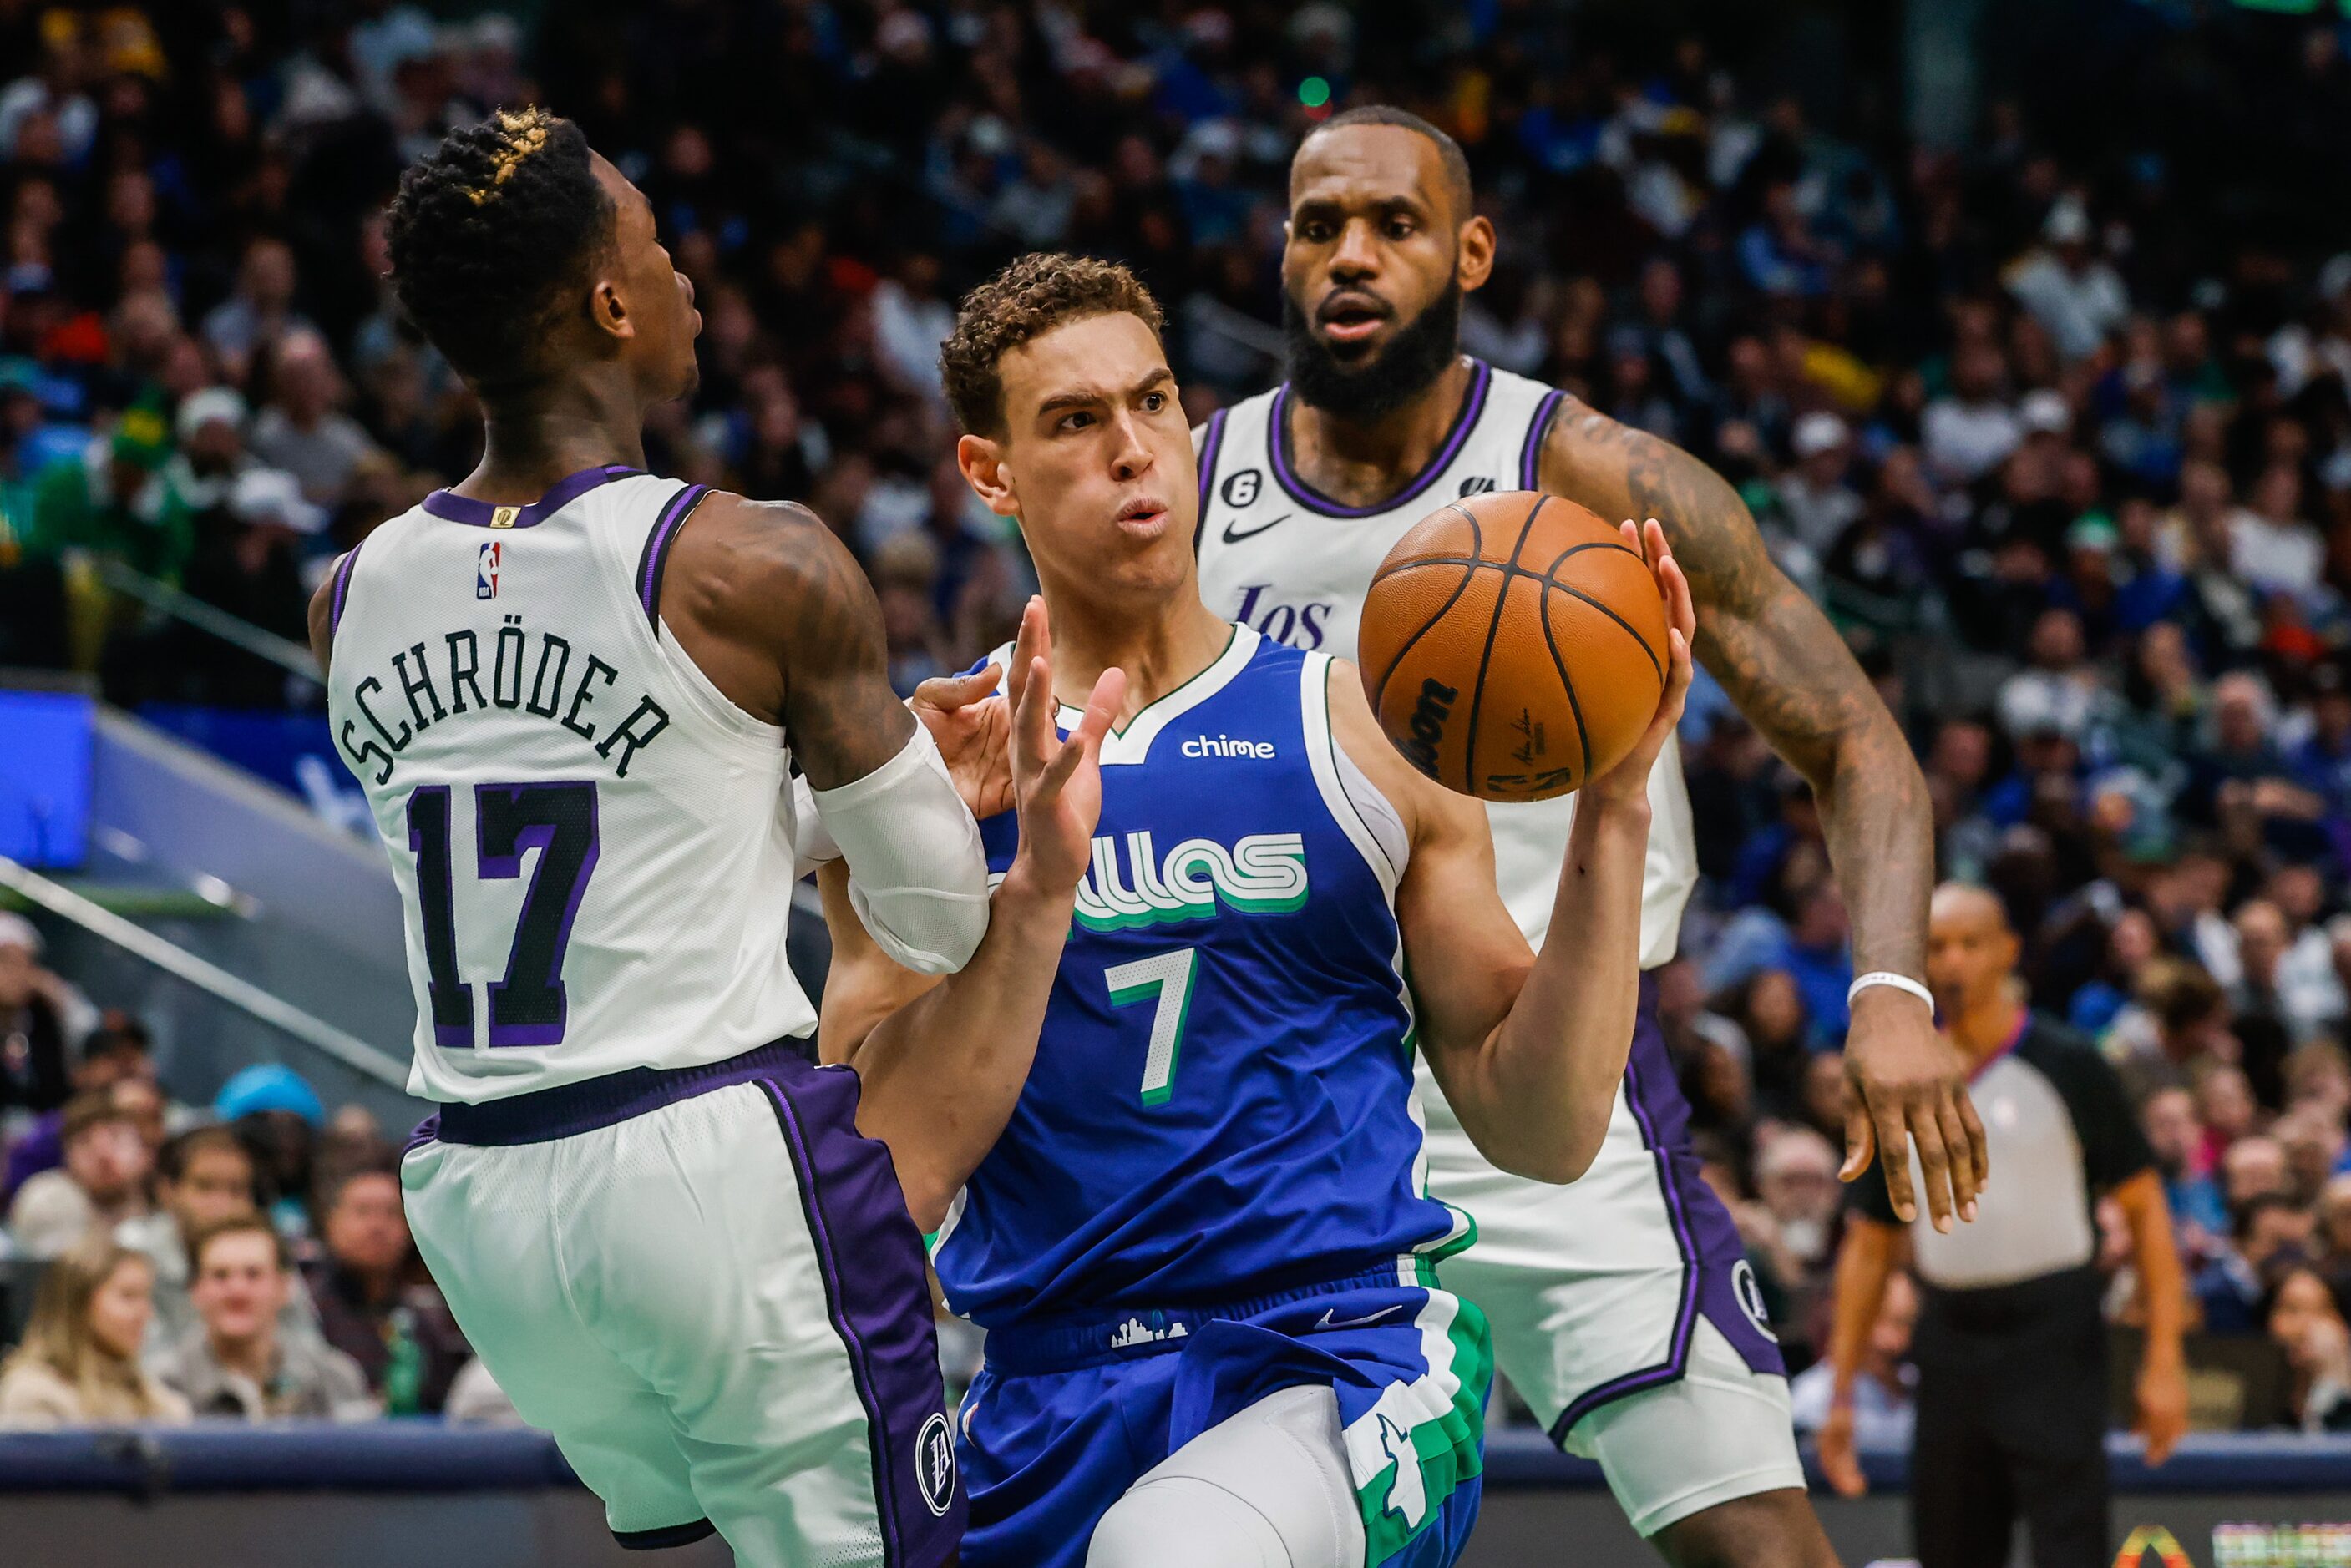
[1518,388,1567,491]
[1267,359,1492,518]
[636,482,712,621]
[761,1070,965,1568]
[1547,976,1783,1443]
[420,464,641,529]
[426,1039,812,1143]
[328,539,365,633]
[1193,407,1229,547]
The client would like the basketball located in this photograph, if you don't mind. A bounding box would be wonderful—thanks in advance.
[1356,492,1670,802]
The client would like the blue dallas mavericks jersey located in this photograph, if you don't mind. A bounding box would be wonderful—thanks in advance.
[932,625,1467,1332]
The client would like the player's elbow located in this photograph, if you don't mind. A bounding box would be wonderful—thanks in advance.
[1477,1117,1606,1186]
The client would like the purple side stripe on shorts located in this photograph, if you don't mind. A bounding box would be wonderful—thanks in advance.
[761,1069,964,1566]
[636,483,712,623]
[1549,973,1783,1441]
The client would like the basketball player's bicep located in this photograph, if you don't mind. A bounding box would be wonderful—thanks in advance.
[761,520,920,789]
[1541,408,1859,779]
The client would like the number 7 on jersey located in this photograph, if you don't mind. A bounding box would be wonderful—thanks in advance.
[1105,948,1198,1106]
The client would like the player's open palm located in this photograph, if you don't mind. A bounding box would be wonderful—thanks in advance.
[1007,596,1122,893]
[1580,518,1695,810]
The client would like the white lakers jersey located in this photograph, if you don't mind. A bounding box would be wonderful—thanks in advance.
[1194,360,1698,968]
[327,465,817,1104]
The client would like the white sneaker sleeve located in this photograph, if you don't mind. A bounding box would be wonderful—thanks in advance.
[805,725,990,974]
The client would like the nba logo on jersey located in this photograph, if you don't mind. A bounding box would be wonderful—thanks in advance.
[475,541,501,599]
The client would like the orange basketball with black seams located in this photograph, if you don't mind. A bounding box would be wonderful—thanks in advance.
[1357,491,1669,802]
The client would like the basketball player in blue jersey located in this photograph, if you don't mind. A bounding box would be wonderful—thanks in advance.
[817,253,1695,1568]
[1193,107,1989,1565]
[310,110,1027,1567]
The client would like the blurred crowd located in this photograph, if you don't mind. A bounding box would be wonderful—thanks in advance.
[6,0,2351,1438]
[0,913,509,1428]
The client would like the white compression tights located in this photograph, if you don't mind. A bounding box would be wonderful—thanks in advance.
[1084,1384,1367,1568]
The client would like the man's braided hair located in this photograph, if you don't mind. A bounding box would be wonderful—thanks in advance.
[384,108,615,391]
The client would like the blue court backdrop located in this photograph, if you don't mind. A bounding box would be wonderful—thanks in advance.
[0,690,94,869]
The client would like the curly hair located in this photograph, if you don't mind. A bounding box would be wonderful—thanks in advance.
[940,253,1164,438]
[383,108,615,392]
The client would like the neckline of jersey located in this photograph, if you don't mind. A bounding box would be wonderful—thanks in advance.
[1267,357,1492,519]
[1056,622,1253,762]
[1967,1007,2032,1082]
[421,463,642,529]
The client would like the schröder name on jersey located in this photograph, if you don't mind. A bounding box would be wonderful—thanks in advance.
[333,613,672,787]
[1074,830,1307,933]
[1179,733,1274,759]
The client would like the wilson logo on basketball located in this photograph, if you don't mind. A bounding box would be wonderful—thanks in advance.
[1401,678,1457,779]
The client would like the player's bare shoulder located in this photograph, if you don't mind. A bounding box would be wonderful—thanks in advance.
[655,493,893,727]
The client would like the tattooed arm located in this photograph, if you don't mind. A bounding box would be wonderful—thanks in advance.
[657,493,916,780]
[663,493,990,971]
[1539,405,1986,1230]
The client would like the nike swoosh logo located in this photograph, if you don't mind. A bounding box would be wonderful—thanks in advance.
[1315,1304,1404,1332]
[1220,513,1291,544]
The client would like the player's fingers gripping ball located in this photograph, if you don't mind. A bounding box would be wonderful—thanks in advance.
[1358,491,1670,802]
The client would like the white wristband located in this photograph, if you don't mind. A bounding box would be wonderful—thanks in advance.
[1848,972,1934,1012]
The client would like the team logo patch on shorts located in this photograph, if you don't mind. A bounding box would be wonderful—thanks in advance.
[916,1411,956,1516]
[1732,1258,1778,1342]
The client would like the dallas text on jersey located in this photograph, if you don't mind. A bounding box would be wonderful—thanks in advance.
[336,611,673,787]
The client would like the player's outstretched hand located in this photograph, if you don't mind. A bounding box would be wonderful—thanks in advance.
[1007,596,1123,893]
[1579,518,1694,811]
[910,662,1014,819]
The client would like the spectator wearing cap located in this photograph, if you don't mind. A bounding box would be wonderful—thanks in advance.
[0,912,86,1117]
[25,407,191,582]
[161,387,251,517]
[7,1091,155,1259]
[302,1163,469,1414]
[151,1215,372,1422]
[214,1065,324,1239]
[1775,411,1862,560]
[2004,197,2131,362]
[247,329,383,511]
[1821,884,2187,1563]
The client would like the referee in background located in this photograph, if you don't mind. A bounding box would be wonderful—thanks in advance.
[1818,883,2190,1567]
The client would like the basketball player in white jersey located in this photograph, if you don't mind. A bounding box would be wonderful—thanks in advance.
[1193,108,1989,1564]
[311,109,1030,1567]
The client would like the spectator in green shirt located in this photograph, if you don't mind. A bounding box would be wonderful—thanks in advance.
[27,406,192,583]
